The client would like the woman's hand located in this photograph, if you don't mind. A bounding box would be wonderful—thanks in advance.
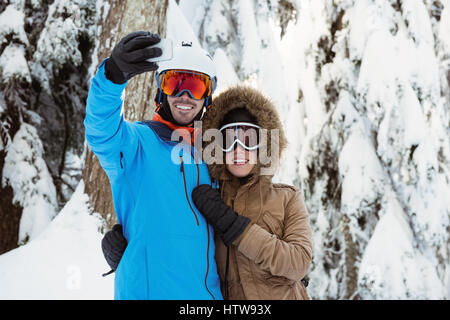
[192,184,250,246]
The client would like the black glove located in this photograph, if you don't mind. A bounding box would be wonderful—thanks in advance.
[105,31,162,84]
[192,184,250,246]
[101,224,128,276]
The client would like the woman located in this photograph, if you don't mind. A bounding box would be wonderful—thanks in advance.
[192,85,313,300]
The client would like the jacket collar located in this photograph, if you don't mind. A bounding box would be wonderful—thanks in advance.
[149,113,200,145]
[219,168,273,190]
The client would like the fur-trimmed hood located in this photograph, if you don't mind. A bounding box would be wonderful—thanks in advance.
[202,85,287,181]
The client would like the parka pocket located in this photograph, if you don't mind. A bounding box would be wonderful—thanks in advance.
[119,151,137,209]
[249,261,297,299]
[261,211,284,239]
[260,268,294,286]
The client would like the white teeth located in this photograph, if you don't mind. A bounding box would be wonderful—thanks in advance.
[176,105,193,110]
[234,159,247,164]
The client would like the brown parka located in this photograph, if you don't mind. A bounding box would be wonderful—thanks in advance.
[202,86,313,300]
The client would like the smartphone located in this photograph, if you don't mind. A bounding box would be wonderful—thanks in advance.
[146,39,173,62]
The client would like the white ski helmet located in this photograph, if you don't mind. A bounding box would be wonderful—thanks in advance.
[156,41,217,96]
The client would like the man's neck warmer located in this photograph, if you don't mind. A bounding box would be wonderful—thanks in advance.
[152,113,202,146]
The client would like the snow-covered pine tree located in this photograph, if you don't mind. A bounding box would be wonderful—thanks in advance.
[0,0,97,253]
[180,0,450,299]
[297,0,450,299]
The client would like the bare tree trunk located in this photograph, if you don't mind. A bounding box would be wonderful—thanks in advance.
[82,0,168,229]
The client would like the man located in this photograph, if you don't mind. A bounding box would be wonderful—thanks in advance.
[84,31,222,300]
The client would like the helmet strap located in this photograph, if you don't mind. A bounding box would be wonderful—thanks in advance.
[157,89,163,105]
[154,88,163,107]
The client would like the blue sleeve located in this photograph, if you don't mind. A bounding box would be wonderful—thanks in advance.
[84,59,138,177]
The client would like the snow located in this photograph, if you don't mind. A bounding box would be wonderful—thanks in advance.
[32,0,97,93]
[0,44,31,83]
[358,191,446,299]
[0,181,113,299]
[289,0,449,299]
[34,1,85,67]
[177,0,206,37]
[439,5,450,52]
[212,48,240,93]
[346,0,398,62]
[166,0,201,48]
[339,130,385,216]
[0,5,29,47]
[401,0,434,46]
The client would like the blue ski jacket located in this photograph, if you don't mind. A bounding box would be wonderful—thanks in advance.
[84,60,222,300]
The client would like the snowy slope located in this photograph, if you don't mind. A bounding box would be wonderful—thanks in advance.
[0,181,113,299]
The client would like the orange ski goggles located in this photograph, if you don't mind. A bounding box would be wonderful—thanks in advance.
[156,69,214,100]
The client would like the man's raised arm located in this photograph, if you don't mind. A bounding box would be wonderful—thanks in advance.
[84,31,162,173]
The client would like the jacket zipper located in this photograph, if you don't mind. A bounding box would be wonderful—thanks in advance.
[120,152,136,207]
[134,132,213,299]
[204,222,215,300]
[180,156,200,226]
[182,150,215,300]
[221,182,230,300]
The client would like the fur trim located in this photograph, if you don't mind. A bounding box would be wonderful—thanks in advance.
[202,85,287,180]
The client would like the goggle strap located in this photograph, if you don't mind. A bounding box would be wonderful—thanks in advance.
[219,122,261,131]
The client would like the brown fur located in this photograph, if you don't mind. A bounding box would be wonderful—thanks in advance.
[202,86,287,180]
